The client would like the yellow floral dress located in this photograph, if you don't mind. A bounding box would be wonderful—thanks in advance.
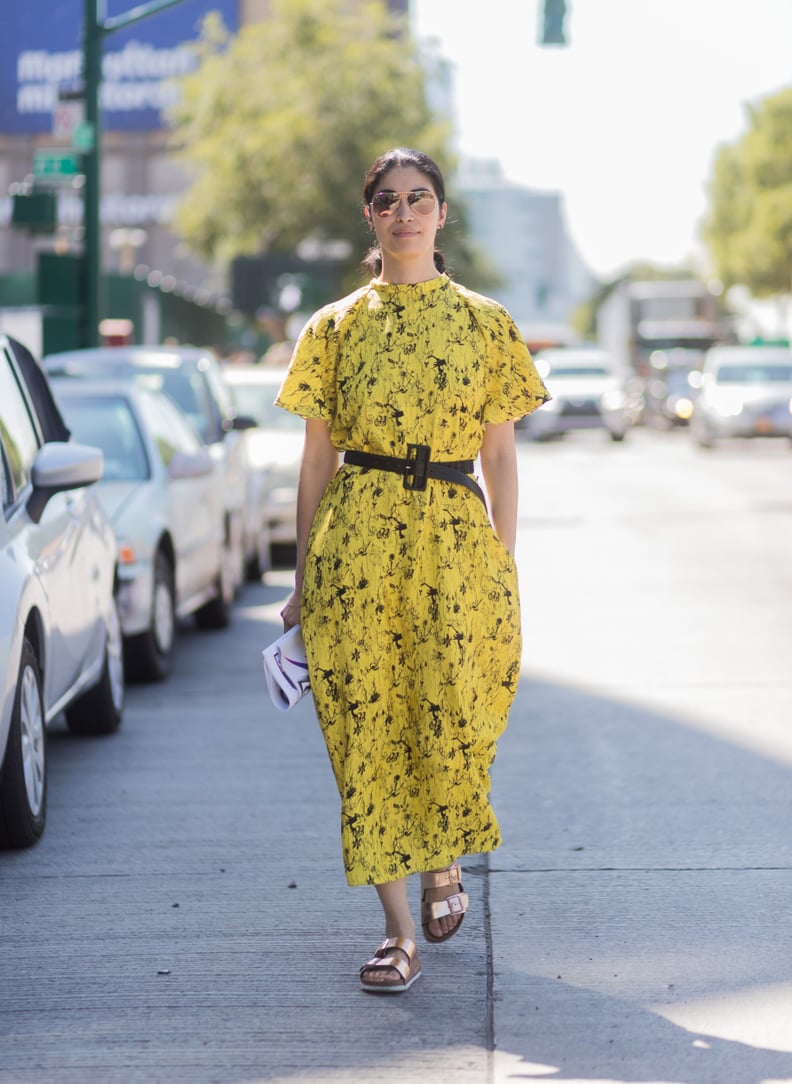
[276,274,549,886]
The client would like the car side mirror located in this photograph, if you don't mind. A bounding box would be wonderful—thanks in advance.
[168,449,215,480]
[226,414,258,432]
[27,442,104,524]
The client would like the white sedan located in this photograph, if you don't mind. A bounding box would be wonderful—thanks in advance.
[691,345,792,447]
[51,378,233,681]
[223,366,302,571]
[519,348,630,442]
[0,336,123,849]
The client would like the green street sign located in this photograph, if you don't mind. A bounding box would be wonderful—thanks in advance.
[33,149,82,179]
[72,122,95,152]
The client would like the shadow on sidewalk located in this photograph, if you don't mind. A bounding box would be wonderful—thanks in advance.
[2,583,791,1084]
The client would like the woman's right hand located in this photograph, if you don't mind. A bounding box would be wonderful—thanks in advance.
[280,588,301,631]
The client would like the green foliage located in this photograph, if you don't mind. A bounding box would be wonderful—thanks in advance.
[702,86,792,297]
[169,0,462,283]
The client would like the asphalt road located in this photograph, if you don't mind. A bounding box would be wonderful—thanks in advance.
[1,427,791,1084]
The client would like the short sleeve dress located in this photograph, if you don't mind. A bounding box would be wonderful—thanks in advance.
[276,274,549,886]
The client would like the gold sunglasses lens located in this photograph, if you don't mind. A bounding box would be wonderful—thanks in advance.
[409,192,437,215]
[371,192,399,215]
[371,190,436,216]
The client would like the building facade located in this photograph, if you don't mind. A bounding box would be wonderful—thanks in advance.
[456,157,594,331]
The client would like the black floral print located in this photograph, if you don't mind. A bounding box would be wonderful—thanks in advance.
[276,274,549,885]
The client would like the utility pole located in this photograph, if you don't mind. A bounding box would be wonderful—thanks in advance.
[81,0,186,346]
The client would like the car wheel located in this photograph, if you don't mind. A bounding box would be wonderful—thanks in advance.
[125,552,176,682]
[194,537,234,630]
[0,639,47,848]
[65,592,125,735]
[609,430,626,442]
[244,550,262,583]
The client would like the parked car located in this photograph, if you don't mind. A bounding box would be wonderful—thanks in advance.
[51,378,234,682]
[222,365,301,569]
[691,345,792,447]
[518,347,630,442]
[641,348,703,428]
[43,347,257,595]
[0,335,123,849]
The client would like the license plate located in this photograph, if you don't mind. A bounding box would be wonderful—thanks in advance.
[755,416,774,434]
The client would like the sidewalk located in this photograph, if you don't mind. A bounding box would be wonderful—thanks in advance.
[2,547,792,1082]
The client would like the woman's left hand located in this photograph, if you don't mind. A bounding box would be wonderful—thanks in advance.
[280,588,301,631]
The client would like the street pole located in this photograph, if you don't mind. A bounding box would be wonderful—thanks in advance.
[82,0,102,347]
[79,0,187,347]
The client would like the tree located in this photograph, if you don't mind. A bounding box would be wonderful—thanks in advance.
[702,86,792,298]
[168,0,495,293]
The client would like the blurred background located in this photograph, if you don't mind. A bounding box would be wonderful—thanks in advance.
[2,0,791,362]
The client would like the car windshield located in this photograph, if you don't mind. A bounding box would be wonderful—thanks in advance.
[229,383,303,430]
[549,365,610,378]
[716,364,792,383]
[134,370,216,442]
[57,396,150,481]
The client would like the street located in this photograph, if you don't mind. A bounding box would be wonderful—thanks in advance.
[2,428,792,1084]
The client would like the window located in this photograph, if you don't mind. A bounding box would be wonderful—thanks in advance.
[0,350,40,507]
[136,389,203,468]
[57,395,150,482]
[717,364,792,384]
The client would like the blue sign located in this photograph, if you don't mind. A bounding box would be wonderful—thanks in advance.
[0,0,239,134]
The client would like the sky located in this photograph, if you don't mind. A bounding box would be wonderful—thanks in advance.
[411,0,792,282]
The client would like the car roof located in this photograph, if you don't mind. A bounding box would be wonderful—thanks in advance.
[44,346,218,374]
[222,365,289,384]
[49,374,146,397]
[535,348,613,365]
[706,346,792,366]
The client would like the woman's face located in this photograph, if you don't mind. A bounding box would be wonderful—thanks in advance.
[366,165,447,265]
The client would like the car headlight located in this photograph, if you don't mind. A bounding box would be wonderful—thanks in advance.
[601,389,626,411]
[674,397,694,420]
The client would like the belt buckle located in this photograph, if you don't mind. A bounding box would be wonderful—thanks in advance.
[404,444,430,491]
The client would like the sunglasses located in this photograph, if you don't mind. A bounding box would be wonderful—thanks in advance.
[369,189,438,217]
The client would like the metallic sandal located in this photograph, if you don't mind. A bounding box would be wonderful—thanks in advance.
[360,937,422,993]
[421,863,469,943]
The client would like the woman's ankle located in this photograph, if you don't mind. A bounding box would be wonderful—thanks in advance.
[384,920,416,941]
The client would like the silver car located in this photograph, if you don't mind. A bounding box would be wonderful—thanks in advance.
[0,336,123,849]
[518,348,630,442]
[223,366,301,569]
[691,345,792,447]
[51,378,233,682]
[43,347,257,596]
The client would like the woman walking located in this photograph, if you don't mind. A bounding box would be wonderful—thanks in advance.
[276,147,549,992]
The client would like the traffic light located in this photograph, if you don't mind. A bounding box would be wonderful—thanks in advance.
[11,189,57,234]
[540,0,568,46]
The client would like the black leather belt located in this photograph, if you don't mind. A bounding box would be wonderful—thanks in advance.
[343,445,486,509]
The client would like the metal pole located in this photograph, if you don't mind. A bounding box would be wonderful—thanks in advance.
[82,0,102,347]
[80,0,186,348]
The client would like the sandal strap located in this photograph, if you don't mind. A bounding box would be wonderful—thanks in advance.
[423,890,469,922]
[360,937,417,982]
[422,863,462,889]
